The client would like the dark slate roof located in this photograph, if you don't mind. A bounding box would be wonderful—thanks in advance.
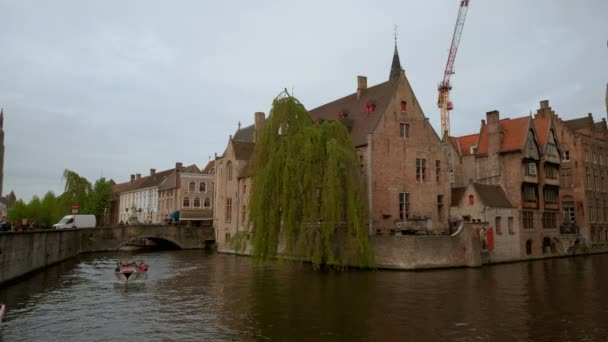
[233,124,255,142]
[451,183,513,208]
[473,183,514,208]
[233,140,255,161]
[390,44,402,80]
[451,187,467,206]
[563,116,593,131]
[309,80,396,147]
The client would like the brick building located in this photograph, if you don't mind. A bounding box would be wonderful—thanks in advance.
[450,182,520,262]
[214,113,263,248]
[453,109,562,258]
[309,45,451,234]
[540,100,608,246]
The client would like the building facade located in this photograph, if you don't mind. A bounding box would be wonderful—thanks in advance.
[454,109,562,258]
[451,182,520,262]
[214,113,262,248]
[545,101,608,246]
[309,46,451,235]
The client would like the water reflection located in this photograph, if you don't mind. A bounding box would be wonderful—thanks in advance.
[1,252,608,341]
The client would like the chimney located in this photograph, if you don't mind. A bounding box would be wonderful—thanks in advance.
[150,168,156,176]
[136,173,141,180]
[175,162,183,171]
[130,174,135,182]
[486,110,503,155]
[254,112,266,142]
[357,76,367,100]
[540,100,550,109]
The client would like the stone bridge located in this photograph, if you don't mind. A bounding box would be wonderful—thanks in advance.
[81,225,216,252]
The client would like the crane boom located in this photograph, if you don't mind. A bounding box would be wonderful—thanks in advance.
[438,0,470,137]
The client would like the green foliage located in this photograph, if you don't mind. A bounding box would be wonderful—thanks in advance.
[229,231,250,253]
[6,170,111,228]
[7,199,27,222]
[249,92,374,268]
[86,177,113,220]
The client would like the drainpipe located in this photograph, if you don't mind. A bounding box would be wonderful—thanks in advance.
[367,133,373,235]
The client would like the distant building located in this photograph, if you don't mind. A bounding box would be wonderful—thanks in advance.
[116,169,173,224]
[157,162,214,227]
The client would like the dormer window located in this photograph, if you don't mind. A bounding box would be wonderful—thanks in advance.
[400,101,407,112]
[338,111,347,118]
[365,101,376,114]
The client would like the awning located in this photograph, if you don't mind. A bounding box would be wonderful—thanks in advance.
[179,209,213,221]
[170,211,180,220]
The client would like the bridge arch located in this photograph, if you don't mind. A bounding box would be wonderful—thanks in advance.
[119,236,183,250]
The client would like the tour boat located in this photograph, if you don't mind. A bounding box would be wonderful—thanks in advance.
[0,303,6,322]
[114,262,149,283]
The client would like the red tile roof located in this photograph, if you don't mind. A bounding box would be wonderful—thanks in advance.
[533,116,551,147]
[475,116,531,155]
[451,134,479,156]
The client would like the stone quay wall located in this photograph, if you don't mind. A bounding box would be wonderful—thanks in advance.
[0,225,214,286]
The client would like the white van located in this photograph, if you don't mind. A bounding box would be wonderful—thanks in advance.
[53,215,96,229]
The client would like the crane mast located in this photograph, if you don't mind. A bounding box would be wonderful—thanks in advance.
[438,0,470,137]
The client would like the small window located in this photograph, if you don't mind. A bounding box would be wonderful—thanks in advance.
[204,198,211,208]
[183,197,190,208]
[194,198,201,208]
[225,198,232,222]
[189,182,196,192]
[542,211,557,229]
[508,217,514,234]
[523,184,537,202]
[243,183,247,194]
[199,182,206,192]
[416,158,426,182]
[526,162,537,176]
[400,123,410,138]
[522,211,534,229]
[227,161,233,181]
[399,192,410,220]
[495,217,502,235]
[365,101,376,114]
[242,205,247,223]
[400,101,407,112]
[436,160,441,182]
[469,195,475,205]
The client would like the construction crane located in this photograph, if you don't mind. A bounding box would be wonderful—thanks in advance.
[438,0,470,137]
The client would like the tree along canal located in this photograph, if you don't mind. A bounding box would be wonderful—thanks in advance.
[1,250,608,341]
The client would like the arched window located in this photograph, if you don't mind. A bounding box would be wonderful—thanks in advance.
[194,198,201,208]
[189,182,196,192]
[469,195,475,205]
[183,197,190,208]
[227,161,233,181]
[199,182,206,192]
[204,198,211,208]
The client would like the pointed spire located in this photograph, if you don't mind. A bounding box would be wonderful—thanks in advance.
[390,28,402,81]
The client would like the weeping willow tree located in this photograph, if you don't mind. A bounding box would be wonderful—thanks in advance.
[249,92,374,268]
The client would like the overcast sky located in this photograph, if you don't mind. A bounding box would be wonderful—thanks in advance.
[1,0,606,201]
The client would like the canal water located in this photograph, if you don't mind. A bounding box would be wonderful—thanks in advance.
[1,251,608,341]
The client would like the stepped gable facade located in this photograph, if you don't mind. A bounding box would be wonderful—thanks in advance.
[309,45,451,234]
